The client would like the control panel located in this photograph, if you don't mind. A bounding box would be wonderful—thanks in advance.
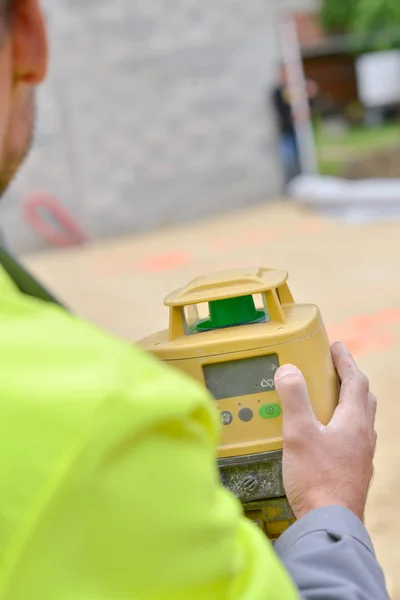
[203,353,283,447]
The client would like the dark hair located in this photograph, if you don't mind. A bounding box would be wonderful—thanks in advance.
[0,0,12,20]
[0,0,11,40]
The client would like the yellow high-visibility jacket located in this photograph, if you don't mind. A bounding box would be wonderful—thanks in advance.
[0,267,297,600]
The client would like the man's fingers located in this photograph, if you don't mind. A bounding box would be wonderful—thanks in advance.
[331,342,370,408]
[275,365,317,437]
[367,392,378,425]
[331,341,363,384]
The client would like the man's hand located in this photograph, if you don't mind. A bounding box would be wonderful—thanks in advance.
[274,342,377,522]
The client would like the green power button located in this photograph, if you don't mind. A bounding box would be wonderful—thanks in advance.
[259,403,281,420]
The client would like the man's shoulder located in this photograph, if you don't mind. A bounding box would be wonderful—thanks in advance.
[0,289,214,425]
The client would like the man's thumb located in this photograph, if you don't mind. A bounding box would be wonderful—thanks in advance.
[274,365,316,431]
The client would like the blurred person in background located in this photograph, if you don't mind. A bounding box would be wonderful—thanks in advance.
[0,1,390,599]
[271,64,319,187]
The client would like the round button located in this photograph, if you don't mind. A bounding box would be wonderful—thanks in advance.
[259,403,281,420]
[239,408,254,422]
[220,411,233,426]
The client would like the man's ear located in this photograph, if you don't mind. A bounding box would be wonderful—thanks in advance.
[12,0,48,85]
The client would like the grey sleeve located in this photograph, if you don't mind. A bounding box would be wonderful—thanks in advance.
[274,506,390,600]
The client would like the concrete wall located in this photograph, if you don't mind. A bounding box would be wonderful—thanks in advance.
[1,0,317,253]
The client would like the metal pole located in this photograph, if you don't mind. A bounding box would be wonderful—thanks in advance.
[279,12,319,174]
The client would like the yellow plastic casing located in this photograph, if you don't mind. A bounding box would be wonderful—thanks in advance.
[140,267,339,459]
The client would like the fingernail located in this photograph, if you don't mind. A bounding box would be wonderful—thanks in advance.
[335,341,347,351]
[275,365,300,380]
[332,341,350,356]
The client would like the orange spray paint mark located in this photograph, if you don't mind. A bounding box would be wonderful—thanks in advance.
[327,308,400,356]
[138,251,192,273]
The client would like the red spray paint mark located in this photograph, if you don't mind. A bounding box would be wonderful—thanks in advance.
[92,251,193,278]
[137,251,192,273]
[297,218,324,235]
[327,308,400,356]
[91,217,326,278]
[23,192,89,248]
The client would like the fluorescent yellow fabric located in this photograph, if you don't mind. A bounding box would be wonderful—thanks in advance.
[0,268,297,600]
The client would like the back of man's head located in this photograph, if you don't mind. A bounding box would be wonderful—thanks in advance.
[0,0,47,198]
[0,0,12,21]
[0,0,12,40]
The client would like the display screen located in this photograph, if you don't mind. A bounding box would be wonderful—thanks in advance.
[203,354,280,400]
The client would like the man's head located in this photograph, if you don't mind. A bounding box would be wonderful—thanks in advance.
[0,0,47,197]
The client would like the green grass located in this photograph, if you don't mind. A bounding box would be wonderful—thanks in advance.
[314,121,400,176]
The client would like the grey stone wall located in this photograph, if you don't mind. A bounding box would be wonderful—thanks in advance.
[1,0,317,253]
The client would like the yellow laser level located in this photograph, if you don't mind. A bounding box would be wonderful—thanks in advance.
[140,267,339,541]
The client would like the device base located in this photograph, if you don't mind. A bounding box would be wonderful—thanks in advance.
[218,450,295,541]
[244,497,295,542]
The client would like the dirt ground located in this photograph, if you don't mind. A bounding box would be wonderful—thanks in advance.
[24,201,400,598]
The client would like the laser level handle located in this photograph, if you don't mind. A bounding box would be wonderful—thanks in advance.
[163,267,294,341]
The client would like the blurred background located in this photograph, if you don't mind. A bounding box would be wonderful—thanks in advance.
[2,0,400,597]
[3,0,299,252]
[5,0,400,251]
